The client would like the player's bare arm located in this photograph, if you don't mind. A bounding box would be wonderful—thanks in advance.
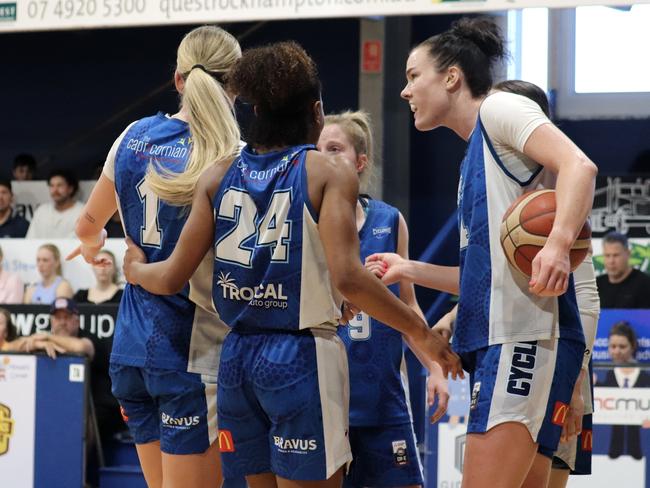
[69,174,118,264]
[523,124,597,296]
[124,161,232,294]
[366,252,460,295]
[311,151,463,379]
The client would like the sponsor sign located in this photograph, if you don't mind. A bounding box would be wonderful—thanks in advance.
[2,0,648,33]
[0,355,36,488]
[594,386,650,425]
[3,303,118,340]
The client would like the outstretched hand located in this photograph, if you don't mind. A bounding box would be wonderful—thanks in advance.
[66,229,109,266]
[365,253,407,286]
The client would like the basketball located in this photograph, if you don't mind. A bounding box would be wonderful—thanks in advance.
[500,189,591,277]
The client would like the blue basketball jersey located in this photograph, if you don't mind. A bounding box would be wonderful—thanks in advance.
[212,144,340,333]
[455,116,584,354]
[110,113,224,374]
[338,199,412,426]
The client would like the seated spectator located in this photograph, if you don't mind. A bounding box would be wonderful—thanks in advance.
[21,297,126,444]
[12,153,37,181]
[0,246,24,304]
[74,249,123,304]
[26,169,84,239]
[597,231,650,308]
[0,307,18,351]
[0,179,29,237]
[24,243,73,304]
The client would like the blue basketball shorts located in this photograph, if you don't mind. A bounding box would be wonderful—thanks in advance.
[217,329,352,481]
[459,337,584,458]
[344,423,423,488]
[109,363,217,455]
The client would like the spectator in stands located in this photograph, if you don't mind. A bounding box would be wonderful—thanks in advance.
[0,179,29,238]
[23,243,73,304]
[0,246,24,304]
[26,169,84,238]
[12,154,37,181]
[596,231,650,308]
[0,307,18,351]
[74,249,123,304]
[601,321,650,459]
[22,297,126,444]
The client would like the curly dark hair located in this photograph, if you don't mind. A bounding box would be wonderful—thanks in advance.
[229,41,322,147]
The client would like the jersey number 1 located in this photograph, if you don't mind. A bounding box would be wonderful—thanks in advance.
[215,188,292,267]
[136,178,162,247]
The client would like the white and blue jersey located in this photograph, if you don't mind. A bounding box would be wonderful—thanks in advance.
[339,199,412,427]
[214,144,351,480]
[104,112,225,375]
[212,144,341,333]
[455,92,584,354]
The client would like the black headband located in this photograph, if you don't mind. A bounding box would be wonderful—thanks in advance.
[188,64,226,84]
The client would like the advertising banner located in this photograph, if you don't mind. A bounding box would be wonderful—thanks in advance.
[1,0,650,33]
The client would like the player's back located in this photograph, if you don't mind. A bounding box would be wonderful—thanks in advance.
[212,144,340,333]
[340,198,413,426]
[111,113,223,374]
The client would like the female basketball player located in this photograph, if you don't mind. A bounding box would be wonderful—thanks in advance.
[68,25,241,488]
[122,41,462,488]
[371,18,598,488]
[317,111,448,488]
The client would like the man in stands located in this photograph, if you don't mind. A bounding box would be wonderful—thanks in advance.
[597,231,650,309]
[27,169,84,238]
[0,179,29,238]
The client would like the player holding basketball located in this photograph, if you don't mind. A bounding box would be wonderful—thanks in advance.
[123,42,462,488]
[69,26,240,488]
[371,17,597,488]
[318,110,448,488]
[494,80,600,488]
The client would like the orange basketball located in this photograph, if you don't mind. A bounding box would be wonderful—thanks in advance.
[500,189,591,277]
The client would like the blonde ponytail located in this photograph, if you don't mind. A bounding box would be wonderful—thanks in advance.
[147,26,241,207]
[324,110,375,191]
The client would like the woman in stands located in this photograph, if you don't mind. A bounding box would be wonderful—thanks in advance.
[68,25,241,488]
[317,110,449,488]
[74,249,122,304]
[24,243,73,304]
[122,41,462,488]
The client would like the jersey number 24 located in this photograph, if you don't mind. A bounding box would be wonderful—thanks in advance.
[215,188,292,268]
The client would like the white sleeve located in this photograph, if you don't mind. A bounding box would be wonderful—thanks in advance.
[479,91,551,153]
[574,255,600,370]
[103,122,137,182]
[25,206,44,238]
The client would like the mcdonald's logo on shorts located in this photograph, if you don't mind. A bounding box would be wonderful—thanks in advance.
[581,429,593,452]
[218,430,235,453]
[120,405,129,423]
[551,401,569,426]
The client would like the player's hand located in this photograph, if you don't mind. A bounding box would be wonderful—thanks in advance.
[338,301,360,324]
[427,363,450,423]
[365,253,407,286]
[529,239,570,297]
[561,382,584,443]
[66,229,109,266]
[123,237,147,285]
[432,313,454,342]
[365,259,388,279]
[411,327,463,381]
